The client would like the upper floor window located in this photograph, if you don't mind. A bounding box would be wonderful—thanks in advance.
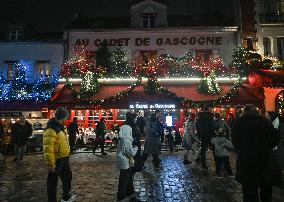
[142,13,157,28]
[277,0,284,13]
[277,37,284,61]
[35,61,51,78]
[195,50,212,62]
[246,38,254,50]
[140,50,157,65]
[3,61,18,80]
[9,26,23,41]
[263,37,272,57]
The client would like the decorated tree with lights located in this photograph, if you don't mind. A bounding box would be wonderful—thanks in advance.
[79,71,100,99]
[189,55,226,95]
[197,71,221,95]
[230,47,250,76]
[7,62,31,100]
[0,73,9,100]
[110,46,130,77]
[60,48,103,99]
[32,73,56,101]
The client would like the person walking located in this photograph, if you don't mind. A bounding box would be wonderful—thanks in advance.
[136,111,146,139]
[232,104,279,202]
[196,106,215,170]
[43,108,76,202]
[11,115,32,163]
[142,113,162,169]
[116,120,138,201]
[210,128,234,178]
[182,113,196,164]
[67,117,79,154]
[94,117,107,155]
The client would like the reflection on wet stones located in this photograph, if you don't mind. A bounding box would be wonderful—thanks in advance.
[0,152,283,201]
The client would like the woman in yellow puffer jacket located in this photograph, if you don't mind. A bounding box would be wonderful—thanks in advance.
[43,108,76,202]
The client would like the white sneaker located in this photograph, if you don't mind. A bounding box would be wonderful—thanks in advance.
[61,194,76,202]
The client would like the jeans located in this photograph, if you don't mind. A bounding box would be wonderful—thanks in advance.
[14,144,26,161]
[47,157,72,202]
[242,184,272,202]
[117,168,134,201]
[215,156,232,175]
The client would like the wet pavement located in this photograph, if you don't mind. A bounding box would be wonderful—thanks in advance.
[0,149,284,202]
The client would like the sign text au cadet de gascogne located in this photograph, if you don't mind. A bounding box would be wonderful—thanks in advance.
[75,36,222,47]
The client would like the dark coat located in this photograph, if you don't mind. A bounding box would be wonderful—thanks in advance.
[67,121,78,140]
[232,115,279,186]
[123,120,140,147]
[136,116,146,132]
[144,120,162,155]
[196,111,215,142]
[11,121,33,145]
[96,121,105,139]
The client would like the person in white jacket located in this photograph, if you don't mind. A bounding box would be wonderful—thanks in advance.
[116,124,138,201]
[211,128,234,178]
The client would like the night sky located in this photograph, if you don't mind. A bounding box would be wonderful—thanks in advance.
[0,0,235,33]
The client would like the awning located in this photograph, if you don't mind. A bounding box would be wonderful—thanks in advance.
[0,101,48,111]
[249,70,284,88]
[49,83,264,109]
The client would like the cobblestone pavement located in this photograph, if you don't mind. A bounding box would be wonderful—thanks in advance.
[0,149,284,202]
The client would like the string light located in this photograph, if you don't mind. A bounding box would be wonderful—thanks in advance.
[0,62,57,101]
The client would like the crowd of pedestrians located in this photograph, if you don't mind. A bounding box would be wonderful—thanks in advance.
[2,104,283,202]
[39,105,284,202]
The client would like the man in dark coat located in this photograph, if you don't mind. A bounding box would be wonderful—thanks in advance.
[196,106,215,169]
[136,111,146,138]
[67,117,79,154]
[11,115,33,163]
[232,104,279,202]
[94,117,107,155]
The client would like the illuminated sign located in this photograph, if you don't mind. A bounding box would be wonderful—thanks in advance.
[74,36,223,47]
[129,103,175,109]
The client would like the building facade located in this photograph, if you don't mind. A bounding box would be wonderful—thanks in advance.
[65,0,241,67]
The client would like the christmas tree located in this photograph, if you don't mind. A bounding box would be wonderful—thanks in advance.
[8,62,31,100]
[230,47,250,76]
[110,46,130,77]
[0,73,9,100]
[197,71,221,95]
[32,73,54,101]
[79,71,100,99]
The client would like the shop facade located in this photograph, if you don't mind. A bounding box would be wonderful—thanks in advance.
[49,78,265,130]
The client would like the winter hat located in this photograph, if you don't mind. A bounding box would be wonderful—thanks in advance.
[55,108,68,120]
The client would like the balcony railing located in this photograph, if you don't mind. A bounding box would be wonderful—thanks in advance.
[260,13,284,24]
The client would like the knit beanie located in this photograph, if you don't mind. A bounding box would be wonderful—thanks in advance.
[55,108,68,120]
